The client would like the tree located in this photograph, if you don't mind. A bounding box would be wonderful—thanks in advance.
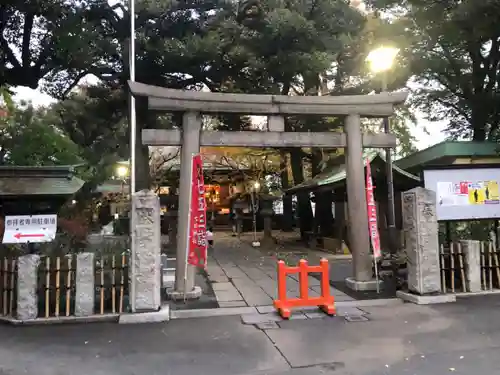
[0,0,126,94]
[205,146,283,185]
[52,84,130,197]
[0,85,13,112]
[44,0,247,190]
[0,103,81,166]
[366,0,500,141]
[209,0,367,236]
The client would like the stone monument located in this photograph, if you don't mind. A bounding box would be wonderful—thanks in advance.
[397,187,454,304]
[130,190,162,312]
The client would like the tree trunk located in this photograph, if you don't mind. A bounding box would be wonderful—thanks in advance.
[134,97,152,191]
[280,151,294,231]
[311,149,334,237]
[290,148,313,240]
[471,99,488,141]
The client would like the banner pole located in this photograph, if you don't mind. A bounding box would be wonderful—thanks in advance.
[184,153,195,302]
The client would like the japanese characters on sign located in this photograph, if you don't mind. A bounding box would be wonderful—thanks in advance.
[365,160,381,258]
[188,154,208,268]
[2,214,57,244]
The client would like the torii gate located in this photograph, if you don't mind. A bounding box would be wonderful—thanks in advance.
[129,81,408,299]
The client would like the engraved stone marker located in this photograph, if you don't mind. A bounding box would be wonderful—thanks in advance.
[131,190,162,311]
[402,187,441,295]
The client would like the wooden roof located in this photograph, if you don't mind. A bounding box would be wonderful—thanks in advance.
[0,166,84,196]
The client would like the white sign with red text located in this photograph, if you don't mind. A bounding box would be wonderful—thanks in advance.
[2,215,57,244]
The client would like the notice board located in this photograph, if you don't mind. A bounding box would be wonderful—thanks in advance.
[423,167,500,221]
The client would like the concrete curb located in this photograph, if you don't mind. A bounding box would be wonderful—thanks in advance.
[169,298,402,319]
[455,290,500,298]
[119,305,170,324]
[396,291,456,305]
[335,298,403,308]
[0,314,119,326]
[171,306,257,319]
[0,306,171,326]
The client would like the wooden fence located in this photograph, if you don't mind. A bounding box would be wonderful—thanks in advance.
[439,241,500,294]
[0,258,16,317]
[0,253,129,319]
[94,254,129,315]
[480,242,500,291]
[439,243,466,293]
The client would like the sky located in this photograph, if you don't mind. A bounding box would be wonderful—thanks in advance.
[12,85,447,151]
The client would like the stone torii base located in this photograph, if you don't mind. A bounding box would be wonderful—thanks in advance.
[128,81,408,299]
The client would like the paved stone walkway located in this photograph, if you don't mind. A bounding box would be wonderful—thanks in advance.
[207,233,354,308]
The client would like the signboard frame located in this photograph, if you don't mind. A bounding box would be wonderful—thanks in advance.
[423,165,500,221]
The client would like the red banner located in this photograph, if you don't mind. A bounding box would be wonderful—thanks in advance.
[188,154,208,268]
[365,159,381,258]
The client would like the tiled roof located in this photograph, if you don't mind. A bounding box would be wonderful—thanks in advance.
[0,166,84,196]
[287,151,420,194]
[395,141,500,171]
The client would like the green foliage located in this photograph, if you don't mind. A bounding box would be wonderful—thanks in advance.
[0,103,82,166]
[0,0,119,94]
[366,0,500,141]
[0,86,14,111]
[1,0,423,194]
[51,84,129,193]
[439,221,495,244]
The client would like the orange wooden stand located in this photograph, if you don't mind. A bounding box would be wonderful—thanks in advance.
[273,258,335,319]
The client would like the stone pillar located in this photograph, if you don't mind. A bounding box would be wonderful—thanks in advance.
[173,111,202,299]
[402,187,441,295]
[344,114,372,283]
[75,252,95,316]
[131,190,162,311]
[460,240,481,292]
[16,254,40,320]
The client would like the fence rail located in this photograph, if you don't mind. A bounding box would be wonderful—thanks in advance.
[95,254,128,315]
[38,255,76,318]
[480,242,500,291]
[439,243,466,293]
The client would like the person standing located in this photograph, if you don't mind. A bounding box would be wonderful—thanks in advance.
[230,208,237,236]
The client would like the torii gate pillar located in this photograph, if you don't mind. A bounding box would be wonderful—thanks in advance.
[170,112,203,299]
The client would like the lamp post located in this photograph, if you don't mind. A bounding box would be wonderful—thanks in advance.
[128,0,137,313]
[129,0,136,195]
[366,46,399,256]
[116,165,129,195]
[251,181,261,247]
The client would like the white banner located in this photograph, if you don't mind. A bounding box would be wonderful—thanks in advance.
[3,214,57,244]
